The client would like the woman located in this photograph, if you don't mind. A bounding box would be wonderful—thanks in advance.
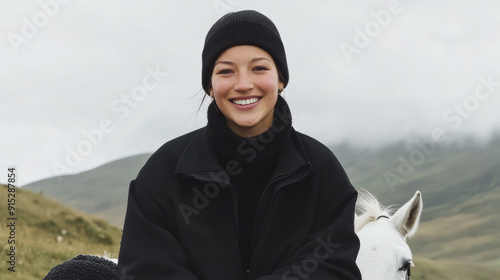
[118,10,361,280]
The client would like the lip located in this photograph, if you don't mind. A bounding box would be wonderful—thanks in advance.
[229,96,262,110]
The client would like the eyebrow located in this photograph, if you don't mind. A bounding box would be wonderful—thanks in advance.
[214,57,271,66]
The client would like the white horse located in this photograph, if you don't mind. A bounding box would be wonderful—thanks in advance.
[355,190,423,280]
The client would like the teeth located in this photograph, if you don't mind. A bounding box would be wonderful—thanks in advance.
[232,97,259,105]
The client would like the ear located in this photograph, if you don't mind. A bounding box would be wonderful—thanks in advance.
[278,83,284,94]
[391,191,423,239]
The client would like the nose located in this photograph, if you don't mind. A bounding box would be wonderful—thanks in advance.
[234,71,253,92]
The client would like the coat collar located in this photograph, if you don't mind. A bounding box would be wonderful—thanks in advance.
[175,128,224,179]
[175,127,312,185]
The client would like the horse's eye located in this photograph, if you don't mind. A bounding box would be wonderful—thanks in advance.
[399,260,412,271]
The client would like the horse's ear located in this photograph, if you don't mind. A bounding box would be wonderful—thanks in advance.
[391,191,423,239]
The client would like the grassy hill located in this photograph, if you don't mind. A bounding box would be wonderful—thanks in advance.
[0,184,121,280]
[21,135,500,278]
[23,154,150,228]
[411,256,500,280]
[333,137,500,267]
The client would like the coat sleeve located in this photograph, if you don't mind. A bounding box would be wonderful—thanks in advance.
[259,154,362,280]
[118,180,200,280]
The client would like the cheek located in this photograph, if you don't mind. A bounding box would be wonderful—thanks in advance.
[263,80,278,92]
[259,76,279,94]
[211,77,230,97]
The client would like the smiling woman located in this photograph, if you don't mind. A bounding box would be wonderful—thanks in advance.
[118,10,362,280]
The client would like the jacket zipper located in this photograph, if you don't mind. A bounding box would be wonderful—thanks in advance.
[247,171,293,279]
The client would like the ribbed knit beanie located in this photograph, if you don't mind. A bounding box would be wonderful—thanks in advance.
[202,10,288,94]
[42,254,120,280]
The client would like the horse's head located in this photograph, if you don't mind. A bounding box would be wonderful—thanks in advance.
[355,190,422,280]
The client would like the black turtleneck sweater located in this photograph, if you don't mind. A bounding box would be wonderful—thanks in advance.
[207,96,293,274]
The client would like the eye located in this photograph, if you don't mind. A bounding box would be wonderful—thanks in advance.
[399,260,412,272]
[216,69,233,75]
[253,66,269,71]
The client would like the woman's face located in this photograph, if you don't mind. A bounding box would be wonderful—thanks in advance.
[210,45,283,137]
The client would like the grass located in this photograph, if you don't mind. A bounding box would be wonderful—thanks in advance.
[411,256,500,280]
[0,184,121,280]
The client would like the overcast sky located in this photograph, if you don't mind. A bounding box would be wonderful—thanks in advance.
[1,0,499,186]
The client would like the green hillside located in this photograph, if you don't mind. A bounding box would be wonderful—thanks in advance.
[333,137,500,267]
[0,184,121,280]
[24,154,150,227]
[411,256,500,280]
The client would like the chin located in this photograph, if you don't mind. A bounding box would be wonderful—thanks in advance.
[235,121,259,129]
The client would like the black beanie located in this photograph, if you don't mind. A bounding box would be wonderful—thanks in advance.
[42,254,120,280]
[202,10,289,94]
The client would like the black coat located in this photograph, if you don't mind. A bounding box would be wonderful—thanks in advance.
[118,127,361,280]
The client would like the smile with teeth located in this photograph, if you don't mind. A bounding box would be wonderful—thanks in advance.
[231,97,261,105]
